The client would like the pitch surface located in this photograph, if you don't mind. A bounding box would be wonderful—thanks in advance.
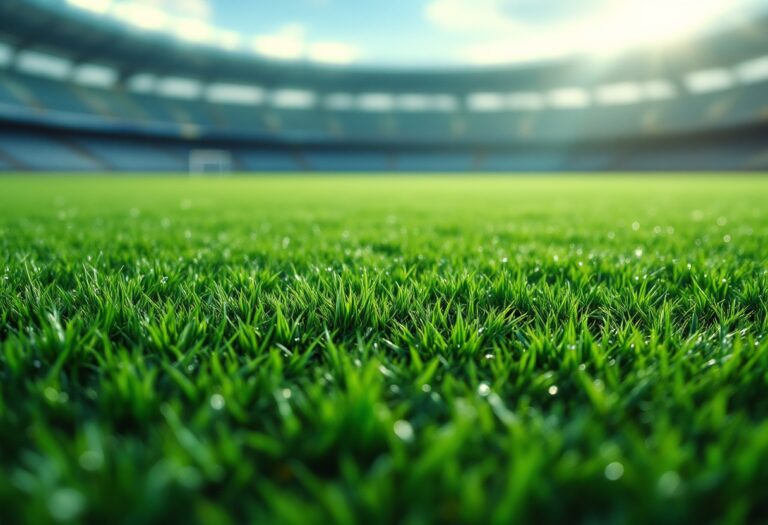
[1,175,767,524]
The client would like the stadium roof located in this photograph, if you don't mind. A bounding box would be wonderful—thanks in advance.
[31,0,768,67]
[0,0,767,92]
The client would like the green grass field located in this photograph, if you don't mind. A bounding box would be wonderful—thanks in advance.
[1,175,767,525]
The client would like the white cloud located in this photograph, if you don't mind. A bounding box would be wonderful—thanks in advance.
[424,0,521,32]
[144,0,211,19]
[307,41,360,65]
[428,0,741,65]
[253,24,307,60]
[253,23,361,64]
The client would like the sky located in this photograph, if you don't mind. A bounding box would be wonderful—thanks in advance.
[67,0,768,66]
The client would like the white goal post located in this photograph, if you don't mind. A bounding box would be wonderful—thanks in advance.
[189,149,233,175]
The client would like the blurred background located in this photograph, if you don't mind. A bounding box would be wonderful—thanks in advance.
[0,0,766,173]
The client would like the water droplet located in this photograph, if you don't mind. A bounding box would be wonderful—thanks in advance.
[477,383,491,396]
[47,488,85,522]
[548,385,559,396]
[604,462,624,481]
[78,450,103,471]
[658,471,681,496]
[393,420,414,442]
[210,394,225,410]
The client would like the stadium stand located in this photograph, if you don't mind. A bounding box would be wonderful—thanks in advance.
[0,129,100,171]
[0,0,766,171]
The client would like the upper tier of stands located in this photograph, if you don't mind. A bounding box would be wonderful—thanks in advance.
[0,68,767,146]
[0,0,766,171]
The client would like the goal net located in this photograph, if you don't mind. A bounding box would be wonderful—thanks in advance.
[189,149,233,175]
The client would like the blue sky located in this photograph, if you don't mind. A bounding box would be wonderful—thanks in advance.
[73,0,768,66]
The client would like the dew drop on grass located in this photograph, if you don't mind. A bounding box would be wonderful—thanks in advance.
[210,394,225,410]
[477,383,491,397]
[47,488,85,522]
[604,462,624,481]
[78,450,104,471]
[548,385,559,396]
[393,420,414,442]
[658,471,681,496]
[44,387,60,403]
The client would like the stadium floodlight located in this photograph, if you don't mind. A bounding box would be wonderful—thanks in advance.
[506,92,544,111]
[156,77,202,100]
[16,50,72,80]
[271,89,316,109]
[685,68,735,93]
[548,88,590,109]
[71,63,117,88]
[126,73,156,93]
[642,80,677,100]
[66,0,111,15]
[206,84,265,105]
[395,94,458,112]
[734,56,768,85]
[595,83,644,106]
[431,95,459,112]
[358,93,395,112]
[467,93,506,112]
[324,93,355,110]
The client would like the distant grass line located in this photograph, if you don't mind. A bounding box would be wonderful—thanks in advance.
[0,175,767,525]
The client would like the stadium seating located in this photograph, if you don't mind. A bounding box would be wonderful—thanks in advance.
[0,129,100,171]
[72,136,185,171]
[0,2,766,171]
[397,152,476,171]
[236,150,301,171]
[304,151,391,171]
[481,152,567,172]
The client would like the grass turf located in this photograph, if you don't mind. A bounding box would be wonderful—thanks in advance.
[0,174,767,525]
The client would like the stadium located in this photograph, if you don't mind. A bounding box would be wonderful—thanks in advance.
[0,0,767,524]
[0,0,767,171]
